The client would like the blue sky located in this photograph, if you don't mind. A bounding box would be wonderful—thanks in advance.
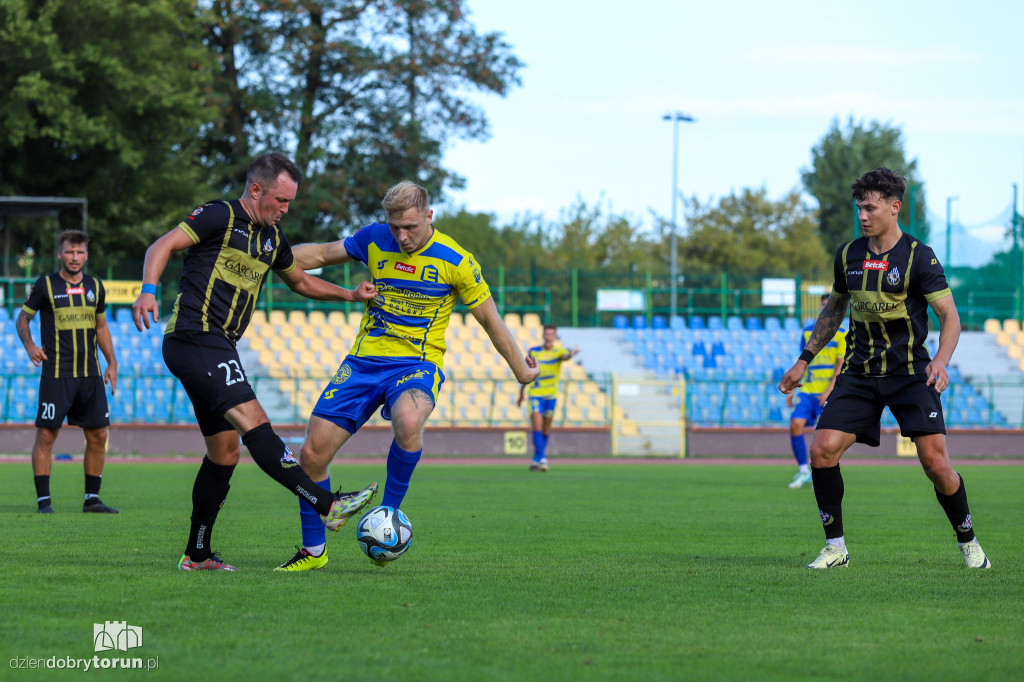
[440,0,1024,262]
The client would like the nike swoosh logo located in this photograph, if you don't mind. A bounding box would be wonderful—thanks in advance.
[826,557,844,567]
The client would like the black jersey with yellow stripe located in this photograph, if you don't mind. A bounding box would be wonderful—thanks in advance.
[165,199,296,344]
[22,272,106,379]
[832,232,951,377]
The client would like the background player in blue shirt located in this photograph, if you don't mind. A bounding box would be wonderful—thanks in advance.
[275,180,540,571]
[786,295,846,489]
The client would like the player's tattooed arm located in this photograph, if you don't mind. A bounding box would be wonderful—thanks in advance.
[16,309,35,348]
[803,293,849,356]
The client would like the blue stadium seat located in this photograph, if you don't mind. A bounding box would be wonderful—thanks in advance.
[745,317,763,331]
[710,340,726,357]
[115,307,134,324]
[707,316,724,330]
[652,315,667,330]
[765,317,781,331]
[702,355,717,369]
[691,341,707,357]
[689,316,705,330]
[669,315,687,330]
[632,315,647,329]
[726,316,743,331]
[783,317,800,332]
[612,314,628,329]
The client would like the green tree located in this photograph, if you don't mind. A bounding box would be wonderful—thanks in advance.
[202,0,523,241]
[802,117,928,248]
[679,188,830,278]
[0,0,216,260]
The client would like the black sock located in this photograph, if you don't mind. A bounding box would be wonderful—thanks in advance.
[34,475,51,508]
[186,456,235,561]
[811,465,845,540]
[241,423,333,516]
[935,474,975,544]
[85,474,102,500]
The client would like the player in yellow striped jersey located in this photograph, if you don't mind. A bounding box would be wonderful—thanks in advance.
[786,295,846,489]
[517,325,579,472]
[273,180,539,571]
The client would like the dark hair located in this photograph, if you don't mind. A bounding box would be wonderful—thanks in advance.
[58,229,88,251]
[543,324,557,333]
[246,152,302,189]
[851,167,905,203]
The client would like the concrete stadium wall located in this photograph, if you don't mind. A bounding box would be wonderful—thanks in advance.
[1,424,1020,458]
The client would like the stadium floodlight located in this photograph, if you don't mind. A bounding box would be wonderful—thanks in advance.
[945,196,958,268]
[662,112,696,320]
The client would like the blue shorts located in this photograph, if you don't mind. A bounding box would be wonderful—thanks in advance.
[311,356,444,434]
[791,393,824,425]
[529,396,557,418]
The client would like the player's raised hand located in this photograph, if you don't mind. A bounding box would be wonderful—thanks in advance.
[777,362,805,395]
[132,292,159,331]
[925,360,949,393]
[352,280,377,302]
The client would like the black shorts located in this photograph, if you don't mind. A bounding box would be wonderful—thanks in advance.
[162,332,257,437]
[37,376,110,429]
[816,373,946,447]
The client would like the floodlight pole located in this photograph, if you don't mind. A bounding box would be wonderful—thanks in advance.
[945,196,957,268]
[663,112,695,320]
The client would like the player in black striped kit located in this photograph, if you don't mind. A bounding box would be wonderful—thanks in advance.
[133,152,378,571]
[779,167,990,570]
[17,230,119,514]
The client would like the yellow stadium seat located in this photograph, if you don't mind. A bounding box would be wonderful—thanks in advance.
[248,336,266,352]
[258,350,276,367]
[522,313,542,329]
[1003,319,1020,334]
[278,324,297,339]
[995,332,1012,347]
[250,310,268,327]
[346,311,364,327]
[268,310,287,326]
[327,311,347,329]
[308,337,327,353]
[1019,357,1024,373]
[287,336,308,351]
[307,310,326,327]
[288,310,307,326]
[504,312,522,328]
[983,319,1002,335]
[448,312,464,327]
[1008,345,1023,359]
[268,337,287,352]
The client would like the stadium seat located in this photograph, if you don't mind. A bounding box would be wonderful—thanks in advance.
[707,316,724,330]
[726,316,743,331]
[669,315,686,330]
[689,316,705,330]
[982,318,1001,335]
[632,315,647,329]
[745,317,763,331]
[1003,319,1020,334]
[652,315,667,329]
[114,307,133,324]
[765,317,781,331]
[783,317,800,332]
[612,314,628,329]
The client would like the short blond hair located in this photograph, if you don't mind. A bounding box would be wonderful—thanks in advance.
[382,180,430,220]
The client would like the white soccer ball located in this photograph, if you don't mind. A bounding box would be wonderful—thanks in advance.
[356,505,412,564]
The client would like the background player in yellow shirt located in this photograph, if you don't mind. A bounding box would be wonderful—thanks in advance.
[517,325,579,472]
[786,295,846,489]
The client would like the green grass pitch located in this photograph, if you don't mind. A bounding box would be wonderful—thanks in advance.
[2,461,1022,681]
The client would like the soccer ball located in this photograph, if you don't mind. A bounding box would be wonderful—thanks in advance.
[356,505,412,564]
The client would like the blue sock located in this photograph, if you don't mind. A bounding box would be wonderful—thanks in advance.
[541,433,550,455]
[791,435,808,467]
[532,431,545,462]
[299,475,329,549]
[382,442,421,509]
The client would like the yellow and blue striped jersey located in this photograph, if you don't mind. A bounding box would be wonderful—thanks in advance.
[800,323,847,395]
[526,343,569,399]
[343,223,490,369]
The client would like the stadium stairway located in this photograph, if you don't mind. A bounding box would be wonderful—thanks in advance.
[967,327,1024,425]
[556,328,645,374]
